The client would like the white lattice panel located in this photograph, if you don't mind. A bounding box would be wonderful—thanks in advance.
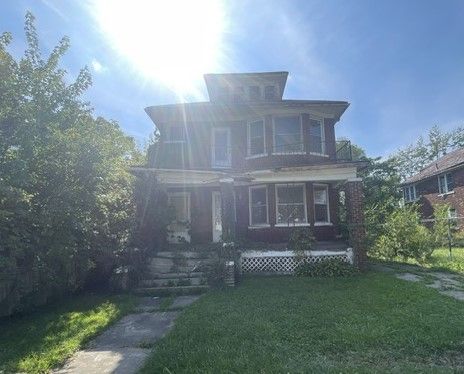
[240,252,350,274]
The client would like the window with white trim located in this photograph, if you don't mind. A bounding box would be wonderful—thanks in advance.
[314,184,330,224]
[273,116,303,154]
[309,118,325,154]
[264,85,276,100]
[249,186,268,226]
[168,192,190,223]
[249,86,261,101]
[403,185,417,202]
[276,184,307,225]
[165,126,185,143]
[212,127,231,168]
[247,120,265,156]
[438,173,453,194]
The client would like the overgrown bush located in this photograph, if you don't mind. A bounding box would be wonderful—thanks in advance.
[295,259,358,277]
[288,228,315,259]
[371,204,434,262]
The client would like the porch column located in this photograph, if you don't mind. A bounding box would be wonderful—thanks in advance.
[344,178,367,270]
[220,178,236,242]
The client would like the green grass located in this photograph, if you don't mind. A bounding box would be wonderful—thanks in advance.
[0,293,136,373]
[377,247,464,274]
[141,273,464,373]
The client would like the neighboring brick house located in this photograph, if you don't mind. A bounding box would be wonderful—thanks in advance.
[401,148,464,220]
[141,72,366,257]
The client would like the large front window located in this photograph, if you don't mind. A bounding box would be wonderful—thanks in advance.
[212,127,231,168]
[438,173,453,194]
[309,119,324,154]
[247,120,265,156]
[276,184,307,225]
[249,186,268,226]
[314,184,330,224]
[273,116,303,154]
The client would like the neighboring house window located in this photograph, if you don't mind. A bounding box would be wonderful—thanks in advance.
[249,186,268,226]
[448,208,457,219]
[309,118,325,155]
[249,86,261,101]
[247,120,265,156]
[166,126,185,143]
[168,192,190,223]
[233,86,244,102]
[403,185,417,202]
[264,85,276,100]
[438,172,454,194]
[276,184,307,225]
[273,115,303,154]
[212,127,231,168]
[314,184,330,224]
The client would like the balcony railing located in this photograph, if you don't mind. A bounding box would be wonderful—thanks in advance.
[156,140,354,168]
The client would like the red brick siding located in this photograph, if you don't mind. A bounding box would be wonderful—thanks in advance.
[415,167,464,219]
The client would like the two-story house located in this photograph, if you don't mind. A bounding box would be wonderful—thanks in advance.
[144,72,366,258]
[401,147,464,222]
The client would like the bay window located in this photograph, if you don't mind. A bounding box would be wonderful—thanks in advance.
[314,184,330,224]
[276,184,307,225]
[273,116,303,154]
[309,118,325,154]
[247,120,265,156]
[249,186,269,226]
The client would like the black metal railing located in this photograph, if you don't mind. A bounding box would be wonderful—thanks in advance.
[335,140,352,161]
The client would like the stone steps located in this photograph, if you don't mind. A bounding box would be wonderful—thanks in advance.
[134,285,210,297]
[141,276,206,287]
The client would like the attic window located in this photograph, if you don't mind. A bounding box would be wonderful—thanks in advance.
[249,86,261,101]
[166,126,185,143]
[264,85,276,100]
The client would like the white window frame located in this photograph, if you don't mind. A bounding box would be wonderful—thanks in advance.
[167,191,191,223]
[313,184,331,226]
[403,184,417,202]
[248,85,262,101]
[248,185,270,228]
[246,119,266,158]
[211,127,231,168]
[309,116,327,156]
[275,183,309,227]
[164,126,186,144]
[272,115,305,155]
[438,173,454,195]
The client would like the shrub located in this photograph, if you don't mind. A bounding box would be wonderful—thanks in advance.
[288,228,316,259]
[295,259,358,277]
[371,204,434,262]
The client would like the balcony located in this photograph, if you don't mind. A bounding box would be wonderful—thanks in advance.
[335,140,353,162]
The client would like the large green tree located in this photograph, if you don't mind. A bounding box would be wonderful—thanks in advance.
[0,13,139,315]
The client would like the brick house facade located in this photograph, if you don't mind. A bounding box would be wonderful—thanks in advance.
[142,72,366,256]
[401,148,464,222]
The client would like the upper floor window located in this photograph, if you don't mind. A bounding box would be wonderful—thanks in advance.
[249,186,269,226]
[309,118,325,155]
[233,86,245,102]
[211,127,231,168]
[248,86,261,101]
[247,120,266,157]
[273,115,303,154]
[264,85,276,100]
[166,126,185,143]
[275,184,307,225]
[438,172,453,194]
[314,184,330,224]
[403,184,417,202]
[216,85,229,101]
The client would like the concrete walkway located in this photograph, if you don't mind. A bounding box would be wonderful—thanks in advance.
[372,262,464,301]
[54,295,201,374]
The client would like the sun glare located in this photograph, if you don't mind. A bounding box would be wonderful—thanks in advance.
[90,0,226,95]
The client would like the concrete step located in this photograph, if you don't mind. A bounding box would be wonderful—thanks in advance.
[148,257,211,274]
[141,277,206,287]
[134,285,210,297]
[155,251,212,259]
[148,272,204,279]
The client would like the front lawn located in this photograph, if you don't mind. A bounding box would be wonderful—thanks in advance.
[0,293,136,373]
[141,273,464,373]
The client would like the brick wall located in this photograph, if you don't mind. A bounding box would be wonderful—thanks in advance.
[415,167,464,219]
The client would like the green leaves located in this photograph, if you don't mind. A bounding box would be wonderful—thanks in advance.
[0,12,138,316]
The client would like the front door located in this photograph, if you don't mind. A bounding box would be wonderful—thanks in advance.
[212,191,222,242]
